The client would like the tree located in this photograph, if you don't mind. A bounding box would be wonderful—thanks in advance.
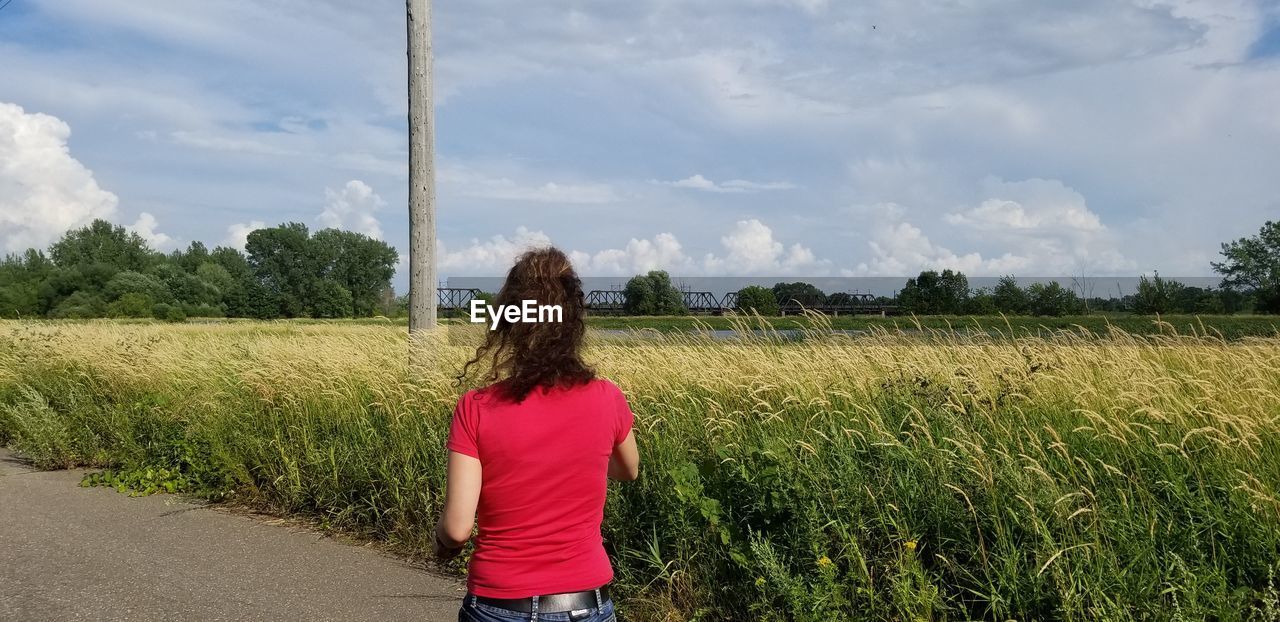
[312,228,398,316]
[1132,273,1184,315]
[210,246,273,318]
[965,288,998,315]
[623,271,686,315]
[246,223,316,317]
[50,219,153,273]
[148,263,220,307]
[0,217,397,320]
[37,266,94,315]
[735,286,779,315]
[1213,220,1280,313]
[50,291,104,319]
[939,270,970,314]
[170,241,211,274]
[0,249,52,318]
[992,275,1030,315]
[771,282,825,309]
[104,271,173,303]
[152,303,187,323]
[1027,282,1082,316]
[106,293,155,318]
[899,270,969,314]
[1171,286,1227,314]
[311,279,354,318]
[196,263,236,302]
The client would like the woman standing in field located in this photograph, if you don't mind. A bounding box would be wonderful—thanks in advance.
[433,248,641,622]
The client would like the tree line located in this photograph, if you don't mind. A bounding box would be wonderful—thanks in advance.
[620,220,1280,317]
[0,220,398,320]
[2,219,1277,320]
[617,270,1261,317]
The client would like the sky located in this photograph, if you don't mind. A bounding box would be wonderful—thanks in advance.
[1,0,1278,289]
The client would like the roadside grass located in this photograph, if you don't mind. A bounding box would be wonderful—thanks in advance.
[2,319,1279,620]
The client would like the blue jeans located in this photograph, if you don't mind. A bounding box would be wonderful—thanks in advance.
[458,595,616,622]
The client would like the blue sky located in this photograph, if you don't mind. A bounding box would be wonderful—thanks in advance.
[1,0,1278,288]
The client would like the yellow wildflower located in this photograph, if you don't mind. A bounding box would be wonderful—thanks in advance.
[817,555,833,568]
[904,540,918,551]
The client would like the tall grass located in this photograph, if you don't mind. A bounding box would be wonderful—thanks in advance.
[2,319,1279,620]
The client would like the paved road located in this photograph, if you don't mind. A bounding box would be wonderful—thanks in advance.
[0,448,464,621]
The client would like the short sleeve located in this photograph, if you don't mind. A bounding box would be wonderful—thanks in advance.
[446,393,481,459]
[610,382,635,445]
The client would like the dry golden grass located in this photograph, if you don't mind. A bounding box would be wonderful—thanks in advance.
[3,319,1280,620]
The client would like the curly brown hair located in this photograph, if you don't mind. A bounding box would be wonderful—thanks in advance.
[456,247,594,402]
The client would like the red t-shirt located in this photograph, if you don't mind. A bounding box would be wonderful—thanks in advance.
[446,378,635,598]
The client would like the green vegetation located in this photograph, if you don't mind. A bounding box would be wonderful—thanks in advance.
[899,269,971,315]
[736,286,779,316]
[2,321,1279,620]
[0,219,398,320]
[771,281,827,308]
[623,270,687,315]
[6,218,1280,321]
[1215,220,1280,313]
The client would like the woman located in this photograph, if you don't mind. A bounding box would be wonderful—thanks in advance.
[433,248,641,622]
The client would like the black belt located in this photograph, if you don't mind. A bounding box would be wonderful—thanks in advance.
[471,586,609,614]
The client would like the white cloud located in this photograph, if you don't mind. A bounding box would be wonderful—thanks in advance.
[441,219,827,276]
[0,102,119,253]
[222,219,267,250]
[438,226,554,274]
[3,1,1276,281]
[440,163,619,204]
[651,174,797,193]
[570,233,695,275]
[318,180,384,239]
[703,219,825,274]
[848,179,1136,276]
[945,178,1103,233]
[850,218,1028,276]
[170,130,296,157]
[128,212,177,250]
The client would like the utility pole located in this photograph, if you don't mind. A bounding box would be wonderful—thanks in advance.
[407,0,437,332]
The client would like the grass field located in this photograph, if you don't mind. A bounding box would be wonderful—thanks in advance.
[2,319,1280,620]
[580,314,1280,340]
[212,313,1280,342]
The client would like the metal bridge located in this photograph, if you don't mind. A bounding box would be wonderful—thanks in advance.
[437,288,484,311]
[439,283,897,316]
[580,289,899,316]
[779,292,897,316]
[584,290,627,315]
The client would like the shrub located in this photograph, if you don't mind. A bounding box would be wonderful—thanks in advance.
[106,293,154,318]
[735,286,779,316]
[624,271,686,315]
[152,303,187,323]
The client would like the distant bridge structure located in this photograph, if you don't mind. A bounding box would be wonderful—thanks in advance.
[560,288,902,316]
[450,284,901,318]
[584,290,627,315]
[437,288,483,311]
[681,291,722,315]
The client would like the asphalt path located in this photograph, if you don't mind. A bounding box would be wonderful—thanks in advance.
[0,448,464,621]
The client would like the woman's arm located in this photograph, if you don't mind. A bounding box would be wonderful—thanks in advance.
[433,450,482,558]
[608,429,640,481]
